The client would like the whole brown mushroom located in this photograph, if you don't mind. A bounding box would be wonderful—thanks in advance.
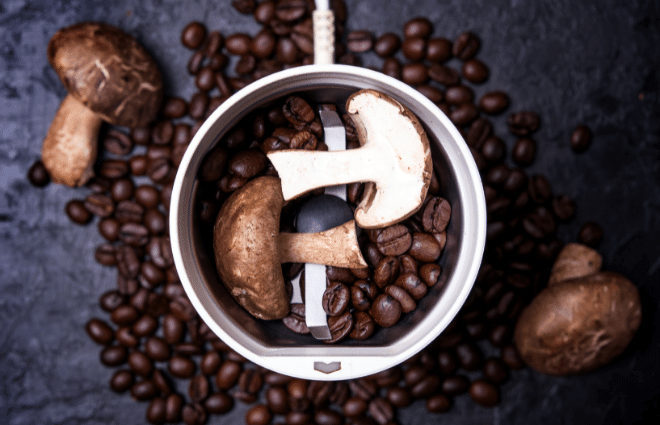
[514,243,642,376]
[42,22,163,186]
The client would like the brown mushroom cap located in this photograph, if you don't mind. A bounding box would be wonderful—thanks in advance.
[47,22,163,128]
[213,176,291,320]
[514,271,642,376]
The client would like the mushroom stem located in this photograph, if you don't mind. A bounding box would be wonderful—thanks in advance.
[278,220,368,269]
[42,94,101,186]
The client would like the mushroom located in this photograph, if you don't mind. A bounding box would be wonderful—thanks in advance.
[42,22,163,186]
[213,176,367,321]
[514,243,642,376]
[267,89,433,229]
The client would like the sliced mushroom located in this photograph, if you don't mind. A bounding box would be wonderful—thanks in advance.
[268,89,432,229]
[42,22,163,186]
[213,176,367,320]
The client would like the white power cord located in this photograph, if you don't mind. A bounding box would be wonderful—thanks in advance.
[313,0,335,64]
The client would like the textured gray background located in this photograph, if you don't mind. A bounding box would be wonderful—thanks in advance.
[1,0,660,424]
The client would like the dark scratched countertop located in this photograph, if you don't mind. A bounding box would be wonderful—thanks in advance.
[1,0,660,424]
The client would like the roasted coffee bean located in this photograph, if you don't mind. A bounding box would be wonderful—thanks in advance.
[181,403,207,425]
[144,209,166,235]
[100,159,129,179]
[397,254,417,275]
[27,160,50,187]
[402,62,428,85]
[128,351,153,377]
[275,0,307,21]
[101,344,128,367]
[204,392,233,415]
[453,31,480,60]
[507,111,540,136]
[111,304,139,326]
[403,17,433,39]
[370,294,402,327]
[442,374,469,396]
[132,314,158,337]
[249,29,276,58]
[501,343,525,370]
[215,360,241,390]
[228,149,267,178]
[195,66,215,91]
[462,58,489,83]
[65,199,91,224]
[162,97,187,119]
[466,117,492,149]
[119,223,149,247]
[552,195,576,221]
[350,285,371,311]
[110,369,134,393]
[204,30,223,56]
[225,33,252,55]
[95,243,117,266]
[419,262,442,287]
[402,37,427,61]
[528,174,553,204]
[326,266,355,283]
[349,311,375,340]
[347,30,373,53]
[522,206,556,239]
[322,282,350,316]
[129,379,157,401]
[313,408,342,425]
[348,378,378,400]
[326,311,354,343]
[429,63,460,86]
[479,91,509,114]
[147,237,174,269]
[343,396,367,417]
[235,54,256,74]
[283,96,315,125]
[437,349,458,374]
[422,197,451,233]
[456,342,483,371]
[144,336,170,361]
[99,290,124,313]
[85,193,114,218]
[168,356,196,379]
[394,273,427,300]
[129,155,148,176]
[146,397,166,425]
[382,57,402,79]
[384,285,416,313]
[374,32,400,57]
[188,92,209,120]
[373,256,400,288]
[415,84,444,103]
[104,129,134,155]
[86,318,114,345]
[368,397,394,424]
[426,393,452,413]
[187,50,204,75]
[445,85,474,105]
[577,221,603,247]
[469,379,499,407]
[450,102,479,127]
[264,386,288,415]
[426,37,452,62]
[181,22,206,49]
[289,130,317,150]
[482,357,509,385]
[571,124,592,153]
[282,303,309,334]
[481,136,506,163]
[512,137,536,166]
[386,386,412,408]
[409,233,442,262]
[162,314,185,344]
[376,224,411,256]
[188,375,210,403]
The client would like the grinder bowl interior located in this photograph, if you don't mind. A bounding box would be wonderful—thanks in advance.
[170,65,486,380]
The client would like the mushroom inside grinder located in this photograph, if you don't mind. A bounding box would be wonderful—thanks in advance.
[213,177,367,321]
[267,89,433,229]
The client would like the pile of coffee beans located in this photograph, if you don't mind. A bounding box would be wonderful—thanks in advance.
[29,0,604,423]
[196,93,451,343]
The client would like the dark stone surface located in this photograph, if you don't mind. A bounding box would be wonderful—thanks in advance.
[1,0,659,424]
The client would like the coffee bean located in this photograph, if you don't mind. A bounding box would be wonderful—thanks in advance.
[422,197,451,233]
[571,124,592,153]
[342,396,367,417]
[384,284,416,313]
[195,66,215,91]
[275,0,307,22]
[415,84,444,104]
[419,263,442,287]
[65,199,91,224]
[404,17,433,39]
[110,369,134,393]
[146,397,166,425]
[101,344,128,367]
[577,221,603,247]
[456,342,483,371]
[188,375,210,403]
[104,129,134,155]
[462,59,489,83]
[481,136,506,163]
[128,351,154,377]
[142,336,169,362]
[411,375,441,398]
[225,33,252,56]
[181,22,206,49]
[426,37,452,62]
[507,111,540,136]
[374,32,400,57]
[376,224,411,256]
[469,379,499,407]
[204,392,234,414]
[85,193,114,218]
[402,62,429,85]
[129,155,149,176]
[453,31,480,60]
[373,256,400,288]
[291,21,314,54]
[466,117,492,149]
[394,273,427,300]
[482,357,509,385]
[479,91,509,114]
[100,159,129,179]
[321,281,349,316]
[512,137,536,166]
[181,403,207,425]
[326,311,354,343]
[27,160,50,187]
[551,195,576,221]
[86,318,114,345]
[347,30,374,53]
[445,85,474,105]
[348,377,378,401]
[95,243,117,266]
[426,393,451,413]
[168,356,196,379]
[313,408,342,425]
[215,360,241,389]
[428,63,460,86]
[282,303,309,334]
[402,37,427,61]
[528,174,553,204]
[522,206,556,239]
[111,304,139,326]
[283,96,315,125]
[408,232,442,262]
[370,294,402,327]
[368,397,394,424]
[449,103,479,127]
[289,130,317,150]
[382,57,402,79]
